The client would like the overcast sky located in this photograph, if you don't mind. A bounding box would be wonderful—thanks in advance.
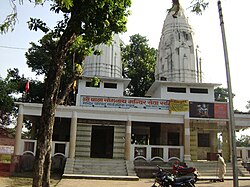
[1,0,250,113]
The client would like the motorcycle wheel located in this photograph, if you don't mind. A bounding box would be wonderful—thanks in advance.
[185,182,195,187]
[194,173,198,183]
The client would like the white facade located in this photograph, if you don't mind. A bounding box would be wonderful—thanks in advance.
[76,76,130,101]
[147,81,220,103]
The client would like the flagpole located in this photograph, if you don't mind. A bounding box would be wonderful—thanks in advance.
[217,1,238,187]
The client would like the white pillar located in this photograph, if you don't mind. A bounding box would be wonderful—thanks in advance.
[124,120,132,160]
[14,104,24,155]
[69,111,77,158]
[184,116,191,161]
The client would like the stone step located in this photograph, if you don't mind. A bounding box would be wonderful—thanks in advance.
[64,158,137,177]
[193,161,250,177]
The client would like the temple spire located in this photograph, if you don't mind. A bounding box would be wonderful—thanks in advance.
[155,3,197,83]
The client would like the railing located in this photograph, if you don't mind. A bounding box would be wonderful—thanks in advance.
[131,144,184,162]
[237,147,250,163]
[19,139,69,157]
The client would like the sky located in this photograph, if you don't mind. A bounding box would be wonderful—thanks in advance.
[0,0,250,113]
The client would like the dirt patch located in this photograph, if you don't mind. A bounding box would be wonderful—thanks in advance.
[0,176,60,187]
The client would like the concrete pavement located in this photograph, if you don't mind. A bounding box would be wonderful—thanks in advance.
[0,176,249,186]
[56,178,250,187]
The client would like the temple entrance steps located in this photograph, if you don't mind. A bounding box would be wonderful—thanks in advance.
[63,158,138,178]
[193,161,250,177]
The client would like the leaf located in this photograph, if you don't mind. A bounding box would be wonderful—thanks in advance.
[0,13,17,34]
[27,18,50,33]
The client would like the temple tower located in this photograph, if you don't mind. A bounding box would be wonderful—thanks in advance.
[155,6,197,83]
[83,34,122,78]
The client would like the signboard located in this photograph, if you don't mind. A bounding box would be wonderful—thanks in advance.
[80,95,170,110]
[0,145,14,154]
[169,99,189,112]
[189,102,214,118]
[190,102,228,119]
[214,103,228,119]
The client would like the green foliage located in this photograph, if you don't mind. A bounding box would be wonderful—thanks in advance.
[28,18,50,33]
[236,134,250,147]
[25,33,85,105]
[5,68,45,103]
[2,1,132,185]
[0,0,47,34]
[214,87,235,102]
[26,33,57,76]
[0,13,17,34]
[188,0,209,15]
[54,0,73,10]
[90,76,100,87]
[122,34,157,97]
[3,68,45,131]
[0,77,15,126]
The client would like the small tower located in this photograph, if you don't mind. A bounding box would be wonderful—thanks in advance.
[76,34,130,104]
[83,34,122,78]
[155,5,197,83]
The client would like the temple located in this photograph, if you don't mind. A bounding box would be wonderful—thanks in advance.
[11,3,250,178]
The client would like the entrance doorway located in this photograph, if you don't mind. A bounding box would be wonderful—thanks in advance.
[91,126,114,158]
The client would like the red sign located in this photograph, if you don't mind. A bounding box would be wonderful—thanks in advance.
[214,103,228,119]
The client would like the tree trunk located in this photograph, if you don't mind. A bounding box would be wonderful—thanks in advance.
[32,32,77,187]
[42,146,52,187]
[57,76,75,105]
[32,134,46,187]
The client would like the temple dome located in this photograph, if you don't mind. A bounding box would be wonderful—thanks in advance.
[83,34,122,78]
[155,6,197,83]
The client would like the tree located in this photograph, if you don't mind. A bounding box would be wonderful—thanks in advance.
[1,68,45,135]
[0,1,210,186]
[236,134,250,147]
[214,87,235,102]
[122,34,157,97]
[13,1,131,187]
[0,0,209,34]
[0,77,15,126]
[25,33,82,105]
[0,68,33,127]
[5,68,45,103]
[168,0,209,18]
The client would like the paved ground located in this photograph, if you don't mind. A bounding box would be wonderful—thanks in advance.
[56,179,250,187]
[1,177,250,186]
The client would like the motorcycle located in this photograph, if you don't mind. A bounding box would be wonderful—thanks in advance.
[172,162,198,183]
[151,166,196,187]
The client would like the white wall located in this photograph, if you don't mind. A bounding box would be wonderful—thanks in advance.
[76,79,125,106]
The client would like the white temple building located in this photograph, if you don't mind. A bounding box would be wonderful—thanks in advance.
[11,4,250,178]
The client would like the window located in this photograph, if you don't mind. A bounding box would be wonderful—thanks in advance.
[168,133,180,146]
[86,81,100,88]
[55,143,66,154]
[132,134,148,145]
[24,142,35,152]
[198,133,210,147]
[104,83,117,89]
[183,32,189,40]
[190,88,208,94]
[167,87,186,93]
